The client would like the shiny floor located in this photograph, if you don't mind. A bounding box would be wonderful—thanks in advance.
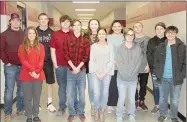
[1,80,182,122]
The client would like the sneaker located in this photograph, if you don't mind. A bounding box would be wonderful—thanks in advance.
[139,101,148,111]
[33,116,41,122]
[171,118,179,122]
[79,114,86,121]
[117,117,123,122]
[5,114,12,122]
[158,116,167,122]
[26,118,32,122]
[16,110,25,115]
[135,101,139,109]
[107,106,113,114]
[68,115,74,122]
[151,106,159,114]
[128,115,136,121]
[47,103,56,113]
[56,108,65,116]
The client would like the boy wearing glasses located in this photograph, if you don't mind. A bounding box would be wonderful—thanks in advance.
[154,26,186,122]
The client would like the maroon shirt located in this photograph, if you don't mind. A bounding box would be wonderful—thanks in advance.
[50,29,72,66]
[63,34,90,71]
[0,28,25,65]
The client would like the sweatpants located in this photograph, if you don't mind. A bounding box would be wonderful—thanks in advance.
[22,81,43,118]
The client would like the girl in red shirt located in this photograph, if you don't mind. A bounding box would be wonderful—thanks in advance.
[18,26,45,122]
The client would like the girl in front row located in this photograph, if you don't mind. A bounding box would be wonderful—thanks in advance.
[18,26,45,122]
[89,28,114,122]
[116,28,148,122]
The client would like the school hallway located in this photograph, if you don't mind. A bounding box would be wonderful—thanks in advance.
[0,79,183,122]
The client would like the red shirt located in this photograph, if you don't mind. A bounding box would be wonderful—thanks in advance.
[0,28,25,65]
[50,29,72,66]
[18,44,45,81]
[63,34,90,71]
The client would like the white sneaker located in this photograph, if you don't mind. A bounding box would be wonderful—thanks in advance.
[128,115,136,121]
[107,106,114,114]
[117,117,123,122]
[47,103,57,113]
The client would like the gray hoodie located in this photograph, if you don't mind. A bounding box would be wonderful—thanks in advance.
[116,42,147,81]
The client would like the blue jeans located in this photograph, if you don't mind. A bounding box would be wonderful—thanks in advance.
[92,74,111,111]
[87,73,94,105]
[67,69,86,115]
[55,66,78,110]
[159,78,182,118]
[4,64,24,115]
[116,78,137,118]
[152,73,160,105]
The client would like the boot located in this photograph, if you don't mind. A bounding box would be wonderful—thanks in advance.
[95,110,99,121]
[99,108,105,122]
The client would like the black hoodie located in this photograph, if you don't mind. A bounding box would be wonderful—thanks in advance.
[36,26,53,64]
[147,36,166,72]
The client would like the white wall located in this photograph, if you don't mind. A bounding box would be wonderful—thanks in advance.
[100,11,114,29]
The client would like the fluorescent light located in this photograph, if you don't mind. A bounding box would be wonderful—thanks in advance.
[79,17,92,20]
[77,14,94,16]
[73,1,100,4]
[75,9,96,12]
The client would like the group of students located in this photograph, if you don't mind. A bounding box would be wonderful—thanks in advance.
[0,12,186,122]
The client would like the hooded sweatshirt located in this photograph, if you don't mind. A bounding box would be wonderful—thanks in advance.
[116,41,147,81]
[36,26,53,64]
[0,27,25,65]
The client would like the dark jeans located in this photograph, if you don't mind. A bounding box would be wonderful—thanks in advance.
[4,64,24,115]
[135,73,149,101]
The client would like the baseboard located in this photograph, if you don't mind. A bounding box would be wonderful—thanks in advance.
[0,97,16,109]
[147,87,186,122]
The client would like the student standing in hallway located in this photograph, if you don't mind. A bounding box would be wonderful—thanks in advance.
[36,13,56,113]
[116,28,148,122]
[147,22,166,114]
[154,26,186,122]
[107,20,124,114]
[50,15,77,116]
[0,13,24,122]
[84,19,100,116]
[89,28,114,122]
[18,26,45,122]
[133,22,150,111]
[64,20,90,122]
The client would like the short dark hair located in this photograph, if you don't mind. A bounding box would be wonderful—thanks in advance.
[59,15,72,23]
[165,25,179,34]
[155,22,166,30]
[133,22,143,28]
[72,19,82,26]
[38,13,48,19]
[108,20,123,34]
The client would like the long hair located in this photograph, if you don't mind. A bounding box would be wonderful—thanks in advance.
[87,19,101,35]
[108,20,123,34]
[22,26,40,53]
[97,28,108,42]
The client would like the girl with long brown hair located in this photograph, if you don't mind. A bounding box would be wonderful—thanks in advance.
[18,26,45,122]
